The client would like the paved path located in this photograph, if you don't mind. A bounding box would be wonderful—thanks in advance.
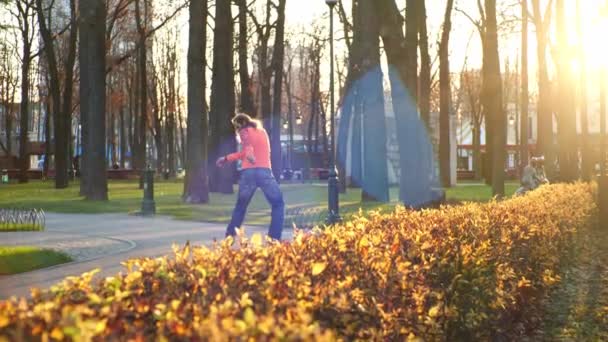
[0,213,293,299]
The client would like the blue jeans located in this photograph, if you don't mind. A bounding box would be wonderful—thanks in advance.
[226,168,285,240]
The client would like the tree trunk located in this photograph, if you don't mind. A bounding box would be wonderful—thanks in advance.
[374,0,435,207]
[485,0,505,197]
[209,0,235,194]
[555,0,578,182]
[520,0,529,172]
[237,0,255,115]
[183,0,209,203]
[43,100,50,176]
[18,27,31,183]
[405,0,418,101]
[531,0,555,177]
[35,0,73,190]
[577,0,591,181]
[473,120,482,179]
[134,0,148,175]
[119,105,126,168]
[354,0,388,202]
[79,0,108,200]
[439,0,454,188]
[270,0,286,180]
[58,0,77,189]
[418,0,431,129]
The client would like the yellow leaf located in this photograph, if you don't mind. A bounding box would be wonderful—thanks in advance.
[407,332,424,342]
[312,262,327,276]
[428,304,442,318]
[359,236,370,248]
[88,293,102,304]
[243,307,256,325]
[51,327,64,340]
[251,233,263,247]
[95,319,107,334]
[0,315,9,329]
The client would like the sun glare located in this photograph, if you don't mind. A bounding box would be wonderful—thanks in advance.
[581,2,608,70]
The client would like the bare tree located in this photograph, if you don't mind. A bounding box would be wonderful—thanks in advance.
[554,0,578,181]
[577,0,591,180]
[373,0,436,206]
[405,0,419,101]
[208,0,236,194]
[484,0,505,197]
[530,0,555,176]
[270,0,286,180]
[183,0,209,203]
[520,0,529,172]
[461,69,484,179]
[9,0,37,183]
[0,39,18,158]
[36,0,78,189]
[439,0,454,187]
[418,0,431,129]
[133,0,149,177]
[237,0,255,115]
[79,0,108,200]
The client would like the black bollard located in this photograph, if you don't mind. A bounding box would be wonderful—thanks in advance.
[141,168,156,216]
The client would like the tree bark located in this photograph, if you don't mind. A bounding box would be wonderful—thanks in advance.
[183,0,209,203]
[374,0,434,206]
[79,0,108,200]
[208,0,235,194]
[555,0,578,182]
[134,0,148,175]
[35,0,74,189]
[237,0,255,115]
[485,0,505,197]
[418,0,431,129]
[405,0,419,101]
[119,105,126,168]
[16,0,35,183]
[270,0,286,180]
[439,0,454,188]
[353,0,389,202]
[531,0,555,177]
[577,0,591,181]
[520,0,529,172]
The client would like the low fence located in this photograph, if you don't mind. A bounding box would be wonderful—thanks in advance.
[285,207,362,229]
[0,208,45,232]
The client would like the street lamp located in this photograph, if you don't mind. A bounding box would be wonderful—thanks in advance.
[325,0,341,224]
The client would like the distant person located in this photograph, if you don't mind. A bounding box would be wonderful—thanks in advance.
[516,156,548,196]
[216,113,285,240]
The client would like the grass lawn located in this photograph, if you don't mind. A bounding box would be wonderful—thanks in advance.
[0,246,72,275]
[0,179,519,226]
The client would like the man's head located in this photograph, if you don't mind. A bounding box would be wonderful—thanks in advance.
[531,156,545,168]
[231,113,260,130]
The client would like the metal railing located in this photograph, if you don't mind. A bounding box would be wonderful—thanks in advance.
[0,208,45,231]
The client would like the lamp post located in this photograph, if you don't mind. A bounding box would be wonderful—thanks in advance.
[325,0,341,224]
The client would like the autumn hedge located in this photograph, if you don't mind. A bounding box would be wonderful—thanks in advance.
[0,183,596,341]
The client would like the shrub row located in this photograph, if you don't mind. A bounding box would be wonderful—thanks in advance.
[0,183,596,341]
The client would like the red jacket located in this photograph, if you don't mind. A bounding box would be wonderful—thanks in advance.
[225,127,271,169]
